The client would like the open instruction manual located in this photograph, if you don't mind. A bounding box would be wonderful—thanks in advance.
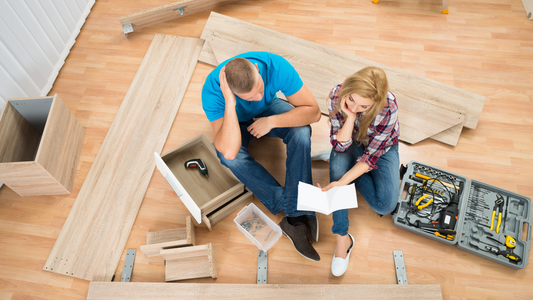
[297,182,358,215]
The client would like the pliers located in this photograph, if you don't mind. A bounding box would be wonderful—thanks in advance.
[490,194,504,233]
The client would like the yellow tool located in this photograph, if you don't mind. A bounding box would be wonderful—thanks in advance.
[414,173,459,190]
[435,232,454,241]
[490,195,504,233]
[415,194,433,210]
[489,235,517,249]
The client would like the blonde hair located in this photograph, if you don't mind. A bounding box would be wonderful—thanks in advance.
[329,67,389,145]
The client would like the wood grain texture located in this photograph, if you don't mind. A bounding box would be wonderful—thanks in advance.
[1,0,533,299]
[0,95,85,196]
[119,0,241,33]
[162,134,242,210]
[35,94,85,195]
[160,244,217,281]
[0,102,40,163]
[43,35,204,281]
[140,216,195,257]
[87,283,442,299]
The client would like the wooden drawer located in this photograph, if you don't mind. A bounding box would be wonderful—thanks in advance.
[154,134,251,230]
[0,94,85,196]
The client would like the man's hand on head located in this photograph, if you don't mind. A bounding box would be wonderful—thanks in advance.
[247,117,274,138]
[219,66,236,107]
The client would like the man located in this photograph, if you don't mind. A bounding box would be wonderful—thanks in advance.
[202,52,322,261]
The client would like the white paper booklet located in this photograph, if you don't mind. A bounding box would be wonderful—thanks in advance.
[297,182,358,215]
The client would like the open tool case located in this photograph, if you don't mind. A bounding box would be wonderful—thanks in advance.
[393,161,532,269]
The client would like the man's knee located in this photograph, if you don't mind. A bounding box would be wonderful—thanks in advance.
[287,125,311,146]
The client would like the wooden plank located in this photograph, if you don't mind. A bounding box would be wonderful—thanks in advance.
[118,0,241,35]
[203,36,465,146]
[43,35,204,281]
[520,0,533,20]
[87,283,442,299]
[35,94,85,194]
[394,93,465,145]
[0,102,41,163]
[199,12,485,131]
[160,244,217,281]
[140,216,195,257]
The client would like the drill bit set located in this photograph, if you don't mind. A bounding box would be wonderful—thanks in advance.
[393,161,532,269]
[459,181,531,267]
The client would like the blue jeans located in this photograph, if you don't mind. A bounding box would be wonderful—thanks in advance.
[330,143,399,236]
[216,99,314,218]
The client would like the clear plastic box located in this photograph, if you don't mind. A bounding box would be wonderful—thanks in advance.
[234,203,282,251]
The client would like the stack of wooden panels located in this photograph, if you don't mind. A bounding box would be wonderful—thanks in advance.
[160,244,217,281]
[140,216,196,257]
[198,12,486,146]
[43,35,204,281]
[87,283,443,300]
[140,217,217,281]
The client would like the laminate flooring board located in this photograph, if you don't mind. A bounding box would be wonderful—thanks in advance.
[199,12,486,130]
[119,0,241,34]
[43,34,204,281]
[203,36,464,146]
[87,283,443,300]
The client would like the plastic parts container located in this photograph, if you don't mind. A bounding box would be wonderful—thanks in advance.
[234,203,282,251]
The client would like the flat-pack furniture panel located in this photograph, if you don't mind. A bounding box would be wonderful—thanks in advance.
[160,243,217,281]
[118,0,241,36]
[140,216,196,257]
[87,283,443,300]
[0,94,84,196]
[44,35,204,281]
[155,134,248,230]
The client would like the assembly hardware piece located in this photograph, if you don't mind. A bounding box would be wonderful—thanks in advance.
[121,249,136,282]
[122,23,133,35]
[393,251,408,284]
[257,250,267,284]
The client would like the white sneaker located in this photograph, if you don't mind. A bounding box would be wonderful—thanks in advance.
[331,233,354,277]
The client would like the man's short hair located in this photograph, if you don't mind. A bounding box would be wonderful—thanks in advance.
[224,58,256,94]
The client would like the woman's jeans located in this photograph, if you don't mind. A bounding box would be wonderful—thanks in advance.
[330,143,399,235]
[216,99,314,218]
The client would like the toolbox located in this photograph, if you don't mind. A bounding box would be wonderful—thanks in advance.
[393,160,532,269]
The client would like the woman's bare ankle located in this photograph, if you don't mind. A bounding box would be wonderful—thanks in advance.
[335,234,352,259]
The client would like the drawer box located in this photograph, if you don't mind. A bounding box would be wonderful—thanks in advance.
[0,94,85,196]
[154,134,251,230]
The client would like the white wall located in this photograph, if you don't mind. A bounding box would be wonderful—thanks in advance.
[0,0,95,105]
[0,0,95,190]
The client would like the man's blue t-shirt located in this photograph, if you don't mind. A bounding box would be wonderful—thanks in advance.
[202,52,303,122]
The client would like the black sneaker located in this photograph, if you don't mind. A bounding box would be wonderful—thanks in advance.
[305,215,319,242]
[279,217,320,261]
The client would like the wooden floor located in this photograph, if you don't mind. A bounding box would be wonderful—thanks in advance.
[0,0,532,299]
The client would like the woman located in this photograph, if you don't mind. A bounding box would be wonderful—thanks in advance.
[320,66,400,276]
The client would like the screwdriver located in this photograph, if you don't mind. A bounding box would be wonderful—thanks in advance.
[485,246,522,263]
[184,158,209,178]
